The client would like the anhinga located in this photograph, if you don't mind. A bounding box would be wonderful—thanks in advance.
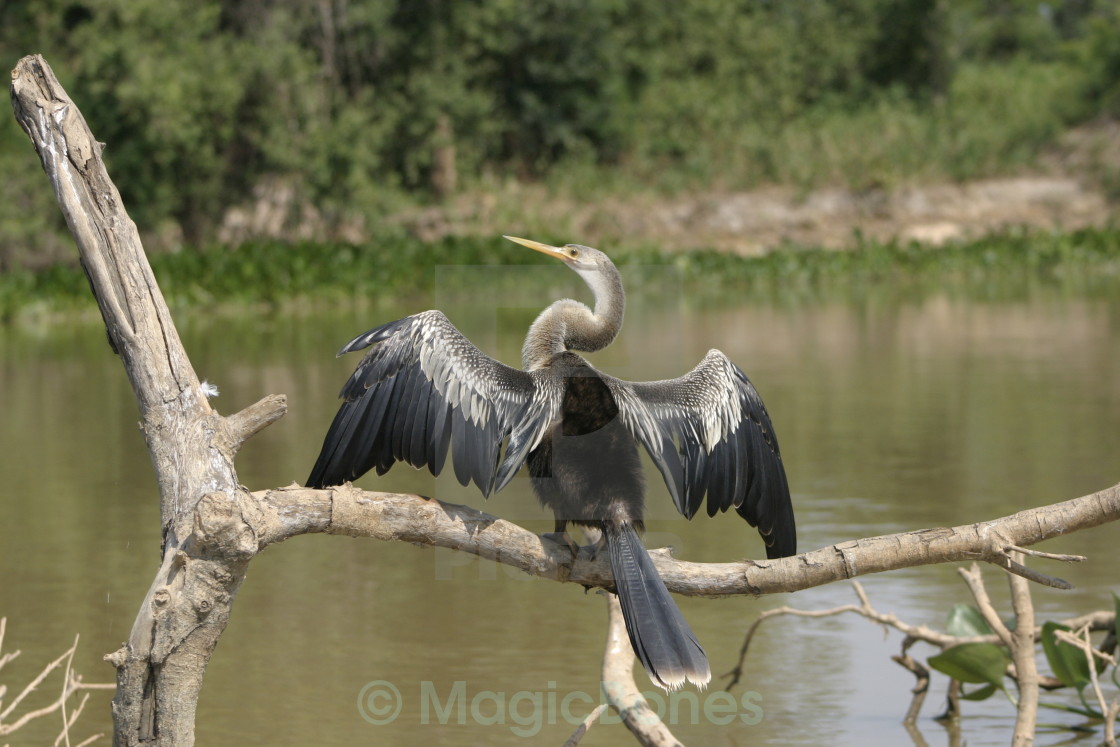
[306,236,796,690]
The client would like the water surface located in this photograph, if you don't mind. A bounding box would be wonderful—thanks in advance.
[2,266,1118,745]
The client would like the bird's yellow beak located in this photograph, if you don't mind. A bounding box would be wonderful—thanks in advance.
[503,235,568,261]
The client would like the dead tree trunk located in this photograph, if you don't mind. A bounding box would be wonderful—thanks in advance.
[10,55,1120,745]
[11,55,286,745]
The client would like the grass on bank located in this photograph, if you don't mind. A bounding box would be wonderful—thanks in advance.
[2,226,1119,323]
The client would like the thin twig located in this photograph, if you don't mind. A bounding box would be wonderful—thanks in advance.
[729,581,936,686]
[729,579,997,688]
[992,550,1073,590]
[54,691,89,747]
[0,624,109,743]
[1052,627,1118,669]
[1005,545,1086,563]
[1053,624,1118,746]
[0,643,76,730]
[562,703,608,746]
[891,640,931,726]
[958,563,1014,649]
[0,617,19,672]
[59,634,79,747]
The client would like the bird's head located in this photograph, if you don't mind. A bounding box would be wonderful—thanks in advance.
[504,235,625,361]
[503,235,612,278]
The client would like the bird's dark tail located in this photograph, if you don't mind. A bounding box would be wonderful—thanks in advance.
[604,522,711,690]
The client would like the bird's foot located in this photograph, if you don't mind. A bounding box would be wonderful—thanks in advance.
[579,533,608,562]
[542,531,580,557]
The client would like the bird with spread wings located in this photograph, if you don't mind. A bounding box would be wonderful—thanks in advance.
[307,236,796,690]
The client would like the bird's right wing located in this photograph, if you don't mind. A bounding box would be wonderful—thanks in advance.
[306,310,560,495]
[603,350,795,558]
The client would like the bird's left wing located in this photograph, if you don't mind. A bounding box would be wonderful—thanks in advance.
[602,350,795,558]
[306,310,558,495]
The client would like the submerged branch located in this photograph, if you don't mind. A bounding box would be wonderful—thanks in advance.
[723,579,1118,691]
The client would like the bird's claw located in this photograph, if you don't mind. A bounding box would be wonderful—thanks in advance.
[542,528,606,563]
[543,531,580,557]
[576,542,601,563]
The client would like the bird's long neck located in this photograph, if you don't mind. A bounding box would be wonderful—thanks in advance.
[522,264,625,370]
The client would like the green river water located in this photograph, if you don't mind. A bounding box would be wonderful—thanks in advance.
[1,264,1118,745]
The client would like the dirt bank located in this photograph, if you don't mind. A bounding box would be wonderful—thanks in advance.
[217,123,1119,254]
[388,175,1115,256]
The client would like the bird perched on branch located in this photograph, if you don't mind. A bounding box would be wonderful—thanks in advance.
[306,236,796,689]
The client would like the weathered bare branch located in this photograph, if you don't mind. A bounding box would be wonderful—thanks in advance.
[561,703,608,747]
[726,580,959,688]
[10,54,210,526]
[246,482,1120,596]
[223,394,288,453]
[990,549,1074,590]
[1007,552,1039,745]
[959,564,1014,649]
[11,54,284,746]
[1006,545,1086,563]
[600,594,683,747]
[892,643,931,726]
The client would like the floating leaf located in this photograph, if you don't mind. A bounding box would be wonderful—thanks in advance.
[929,643,1011,686]
[946,604,994,637]
[1041,622,1091,692]
[960,683,999,701]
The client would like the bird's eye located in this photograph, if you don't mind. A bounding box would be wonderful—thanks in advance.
[568,248,580,259]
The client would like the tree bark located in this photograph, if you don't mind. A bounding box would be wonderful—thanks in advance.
[10,54,1120,744]
[1008,553,1039,746]
[11,54,286,746]
[248,482,1118,594]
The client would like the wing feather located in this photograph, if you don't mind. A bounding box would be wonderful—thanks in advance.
[603,350,796,558]
[430,394,453,474]
[307,310,555,494]
[407,376,434,468]
[357,374,395,475]
[390,363,419,463]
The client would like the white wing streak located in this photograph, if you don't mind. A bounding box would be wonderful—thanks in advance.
[307,310,558,495]
[309,321,794,558]
[603,350,794,556]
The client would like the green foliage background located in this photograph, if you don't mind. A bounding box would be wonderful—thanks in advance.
[4,226,1118,322]
[2,0,1119,267]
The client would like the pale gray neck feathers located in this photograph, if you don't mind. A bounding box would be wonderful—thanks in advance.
[522,263,625,370]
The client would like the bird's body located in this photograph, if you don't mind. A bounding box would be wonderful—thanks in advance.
[307,236,795,689]
[527,352,643,530]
